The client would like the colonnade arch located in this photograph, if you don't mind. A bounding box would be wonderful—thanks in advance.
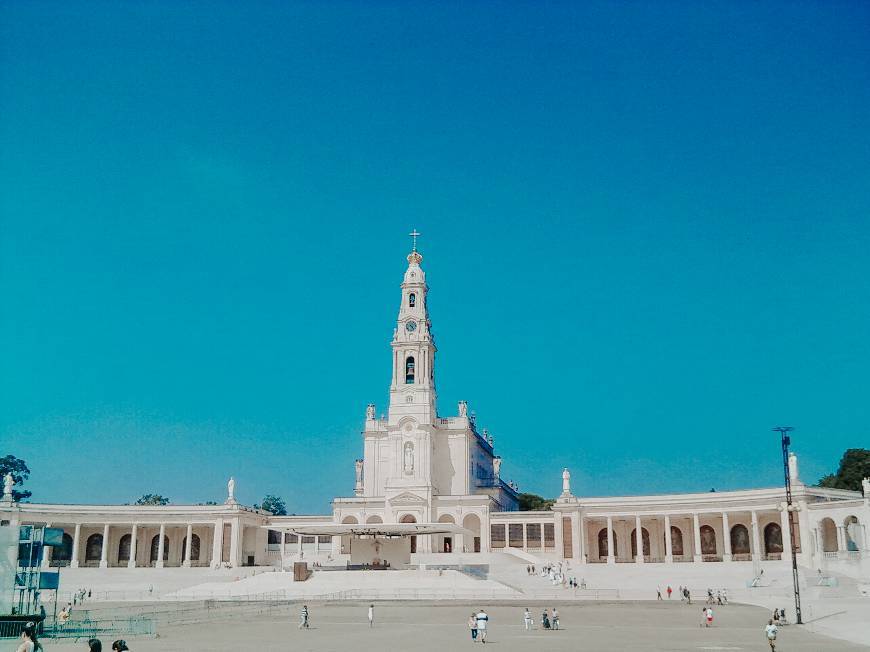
[844,515,862,551]
[85,534,103,562]
[820,517,838,552]
[630,527,650,558]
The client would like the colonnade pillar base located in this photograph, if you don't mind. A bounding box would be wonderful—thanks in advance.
[606,556,615,564]
[127,561,136,569]
[156,561,165,569]
[723,553,732,562]
[99,560,108,569]
[693,555,702,563]
[71,561,80,568]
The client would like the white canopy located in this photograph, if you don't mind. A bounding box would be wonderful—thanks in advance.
[262,523,472,537]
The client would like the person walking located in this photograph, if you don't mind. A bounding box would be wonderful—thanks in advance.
[551,608,559,630]
[468,613,478,642]
[299,604,309,629]
[657,588,662,600]
[705,607,714,627]
[368,604,374,628]
[541,608,550,630]
[666,585,672,599]
[475,608,489,644]
[16,622,42,652]
[765,619,778,650]
[523,608,533,631]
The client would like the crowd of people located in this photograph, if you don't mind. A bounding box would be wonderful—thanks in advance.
[525,562,583,590]
[14,622,128,652]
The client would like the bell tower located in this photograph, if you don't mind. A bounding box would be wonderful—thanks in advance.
[388,230,437,426]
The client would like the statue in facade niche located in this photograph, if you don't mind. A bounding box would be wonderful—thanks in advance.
[458,400,467,417]
[354,459,364,491]
[366,404,375,420]
[493,457,502,478]
[403,442,415,474]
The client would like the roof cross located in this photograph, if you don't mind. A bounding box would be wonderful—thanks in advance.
[409,229,421,252]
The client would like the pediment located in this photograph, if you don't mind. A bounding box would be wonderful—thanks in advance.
[389,491,427,506]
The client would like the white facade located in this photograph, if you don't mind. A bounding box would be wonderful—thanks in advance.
[2,243,869,577]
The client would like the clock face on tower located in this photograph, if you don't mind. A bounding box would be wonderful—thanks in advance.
[405,320,418,333]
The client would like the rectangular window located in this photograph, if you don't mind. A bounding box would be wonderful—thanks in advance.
[526,523,541,548]
[284,533,298,544]
[317,535,332,544]
[544,523,555,548]
[508,523,523,548]
[302,535,316,544]
[490,524,505,548]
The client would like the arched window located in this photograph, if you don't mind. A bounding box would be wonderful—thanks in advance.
[820,518,838,552]
[150,534,169,563]
[118,534,132,562]
[53,533,74,563]
[764,523,783,554]
[597,527,617,558]
[630,528,651,558]
[182,534,201,561]
[730,524,750,555]
[405,356,415,384]
[85,533,103,561]
[670,526,684,556]
[844,516,862,551]
[409,293,416,307]
[700,525,717,555]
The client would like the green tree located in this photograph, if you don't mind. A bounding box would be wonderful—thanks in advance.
[518,492,554,511]
[257,494,287,515]
[135,494,170,506]
[0,455,32,501]
[818,448,870,492]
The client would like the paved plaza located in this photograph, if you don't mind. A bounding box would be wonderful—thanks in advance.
[36,601,869,651]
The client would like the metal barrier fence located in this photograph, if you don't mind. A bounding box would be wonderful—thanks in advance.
[0,617,154,641]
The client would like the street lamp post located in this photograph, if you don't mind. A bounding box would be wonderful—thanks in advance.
[773,426,802,625]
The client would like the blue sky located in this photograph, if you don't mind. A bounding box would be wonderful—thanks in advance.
[1,1,869,513]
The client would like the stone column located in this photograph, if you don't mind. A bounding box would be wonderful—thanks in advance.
[281,532,287,570]
[836,526,847,557]
[606,516,615,564]
[751,511,762,562]
[572,513,582,561]
[41,524,53,569]
[71,523,82,568]
[99,524,110,568]
[779,508,793,560]
[635,515,644,563]
[664,515,673,562]
[156,523,166,568]
[722,513,732,561]
[128,524,138,568]
[212,519,224,568]
[692,513,702,562]
[297,535,303,557]
[183,523,193,567]
[229,519,241,567]
[522,523,528,551]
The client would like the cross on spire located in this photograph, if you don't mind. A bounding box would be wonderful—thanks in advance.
[409,229,421,252]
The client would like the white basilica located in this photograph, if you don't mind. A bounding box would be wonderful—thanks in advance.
[2,241,869,579]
